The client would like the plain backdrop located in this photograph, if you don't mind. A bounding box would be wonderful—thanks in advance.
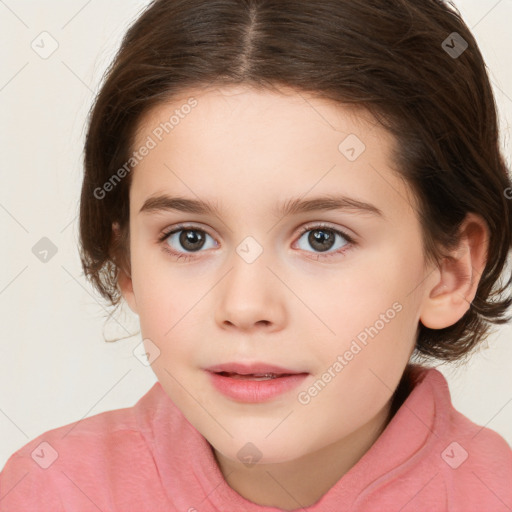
[1,0,511,469]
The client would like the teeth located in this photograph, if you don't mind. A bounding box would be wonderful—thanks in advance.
[250,374,277,380]
[221,372,280,380]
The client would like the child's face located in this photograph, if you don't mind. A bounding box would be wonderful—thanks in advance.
[121,85,438,465]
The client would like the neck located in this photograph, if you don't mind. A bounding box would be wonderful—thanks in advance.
[212,399,391,510]
[211,366,415,510]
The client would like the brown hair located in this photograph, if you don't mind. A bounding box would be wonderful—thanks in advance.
[79,0,512,363]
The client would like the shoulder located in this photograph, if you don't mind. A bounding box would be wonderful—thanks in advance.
[424,367,512,509]
[443,395,512,475]
[423,367,512,464]
[440,407,512,510]
[0,383,163,511]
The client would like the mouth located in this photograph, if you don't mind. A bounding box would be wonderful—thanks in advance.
[205,361,308,378]
[213,371,299,381]
[204,362,309,402]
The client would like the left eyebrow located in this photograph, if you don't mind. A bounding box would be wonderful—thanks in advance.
[139,194,385,220]
[275,195,385,219]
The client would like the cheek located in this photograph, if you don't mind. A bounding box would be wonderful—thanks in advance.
[313,246,424,376]
[130,242,188,328]
[133,271,186,344]
[132,272,208,370]
[309,252,406,337]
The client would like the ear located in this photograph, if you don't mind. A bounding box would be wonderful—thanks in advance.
[112,222,138,315]
[419,213,489,330]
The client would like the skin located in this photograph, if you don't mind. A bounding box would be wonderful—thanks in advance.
[116,85,488,510]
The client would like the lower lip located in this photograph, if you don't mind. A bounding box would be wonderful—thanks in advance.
[206,372,309,403]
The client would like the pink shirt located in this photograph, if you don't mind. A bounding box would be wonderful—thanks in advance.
[1,365,511,511]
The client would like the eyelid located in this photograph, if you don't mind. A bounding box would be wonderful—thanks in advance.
[158,221,356,241]
[157,222,216,242]
[295,221,355,243]
[158,221,356,260]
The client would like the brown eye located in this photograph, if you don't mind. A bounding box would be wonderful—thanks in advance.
[159,226,217,260]
[295,224,353,259]
[306,229,337,252]
[177,229,207,252]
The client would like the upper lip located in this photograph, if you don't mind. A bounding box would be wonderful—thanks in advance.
[205,362,307,375]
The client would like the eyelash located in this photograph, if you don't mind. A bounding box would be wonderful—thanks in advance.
[157,223,355,262]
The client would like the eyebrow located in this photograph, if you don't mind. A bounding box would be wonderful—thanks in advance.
[139,194,384,219]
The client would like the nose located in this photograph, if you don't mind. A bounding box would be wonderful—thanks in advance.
[215,247,287,333]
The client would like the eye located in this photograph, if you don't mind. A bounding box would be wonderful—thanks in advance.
[294,223,354,260]
[158,222,355,262]
[158,224,217,261]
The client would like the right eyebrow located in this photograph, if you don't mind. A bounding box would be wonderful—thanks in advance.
[139,195,221,216]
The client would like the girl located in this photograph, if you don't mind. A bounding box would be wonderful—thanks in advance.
[2,0,512,510]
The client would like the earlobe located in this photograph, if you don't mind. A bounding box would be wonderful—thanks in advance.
[419,213,488,330]
[117,266,138,315]
[112,221,138,315]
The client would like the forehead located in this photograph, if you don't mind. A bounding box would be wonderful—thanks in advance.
[130,85,418,222]
[135,84,377,147]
